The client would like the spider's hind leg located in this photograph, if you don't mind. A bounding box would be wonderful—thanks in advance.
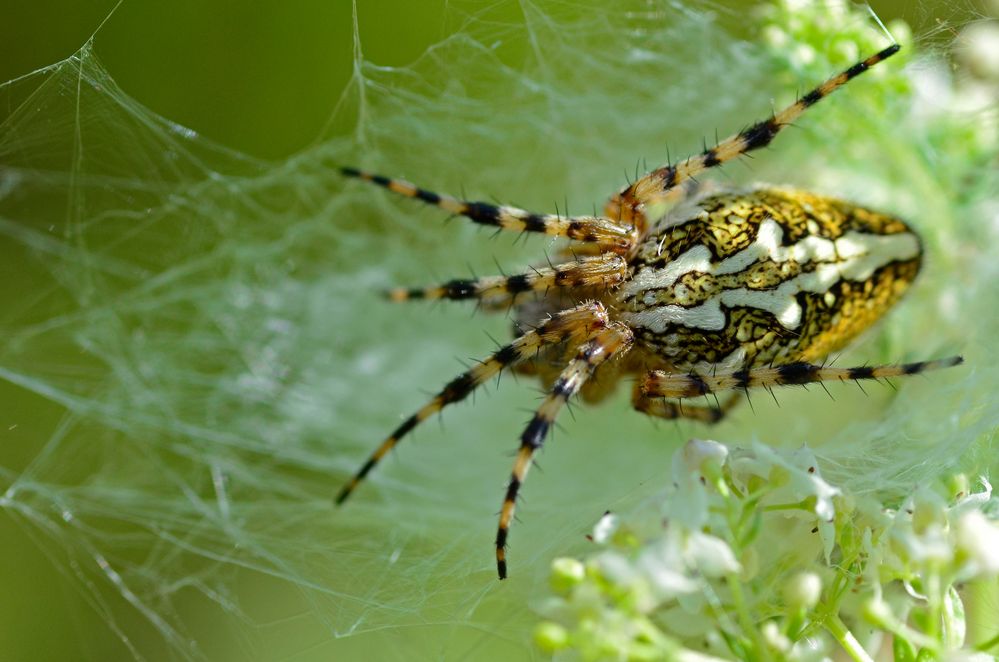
[632,381,740,424]
[641,356,964,401]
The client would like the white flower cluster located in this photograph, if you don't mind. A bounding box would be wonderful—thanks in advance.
[534,440,999,661]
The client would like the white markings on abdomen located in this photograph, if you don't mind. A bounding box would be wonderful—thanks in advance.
[624,244,712,298]
[625,218,919,333]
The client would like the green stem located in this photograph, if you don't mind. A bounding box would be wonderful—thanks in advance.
[826,615,875,662]
[925,566,942,643]
[762,500,810,513]
[976,632,999,652]
[798,554,854,640]
[726,572,770,662]
[712,467,771,661]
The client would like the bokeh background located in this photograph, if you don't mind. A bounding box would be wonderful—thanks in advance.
[1,1,995,660]
[2,1,991,159]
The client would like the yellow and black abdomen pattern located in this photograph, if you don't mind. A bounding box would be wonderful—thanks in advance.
[617,188,922,368]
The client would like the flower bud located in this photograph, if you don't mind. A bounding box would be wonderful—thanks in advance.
[550,557,586,594]
[533,621,569,652]
[955,22,999,82]
[680,438,728,475]
[761,620,791,653]
[782,571,822,610]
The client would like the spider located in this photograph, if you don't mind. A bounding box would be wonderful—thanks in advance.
[336,44,962,580]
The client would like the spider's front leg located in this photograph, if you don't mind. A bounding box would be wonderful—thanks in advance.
[340,168,638,254]
[603,177,707,239]
[641,356,963,401]
[612,44,901,216]
[335,302,612,505]
[495,323,633,579]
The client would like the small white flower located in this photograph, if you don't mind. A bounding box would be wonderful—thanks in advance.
[745,444,840,517]
[749,443,841,559]
[685,531,741,578]
[955,510,999,579]
[792,43,817,67]
[942,653,996,662]
[676,438,728,476]
[674,649,733,662]
[668,439,728,528]
[636,544,700,600]
[761,620,792,653]
[591,511,618,544]
[902,522,954,566]
[763,25,789,49]
[787,634,831,662]
[596,551,639,587]
[954,22,999,81]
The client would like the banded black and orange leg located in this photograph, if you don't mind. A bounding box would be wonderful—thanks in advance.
[609,44,902,217]
[340,168,637,253]
[641,356,963,400]
[335,302,612,505]
[631,381,740,424]
[603,177,707,236]
[385,255,627,304]
[495,323,633,579]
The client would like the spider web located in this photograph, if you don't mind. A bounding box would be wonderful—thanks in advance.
[1,1,997,659]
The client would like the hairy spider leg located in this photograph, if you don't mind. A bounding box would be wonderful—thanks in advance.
[603,176,708,236]
[631,383,741,424]
[496,324,633,579]
[608,44,901,218]
[335,302,611,505]
[385,255,627,303]
[339,168,637,253]
[641,355,963,400]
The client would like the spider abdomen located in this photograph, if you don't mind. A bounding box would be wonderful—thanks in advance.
[617,188,922,367]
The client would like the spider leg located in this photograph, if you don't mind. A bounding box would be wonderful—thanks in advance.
[609,44,901,217]
[641,355,963,400]
[385,255,627,303]
[340,168,637,253]
[495,323,633,579]
[554,244,606,259]
[631,381,739,424]
[603,177,705,236]
[335,302,611,505]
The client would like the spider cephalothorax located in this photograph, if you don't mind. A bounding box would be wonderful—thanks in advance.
[336,44,961,579]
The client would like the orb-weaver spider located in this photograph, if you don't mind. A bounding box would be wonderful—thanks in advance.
[337,43,961,579]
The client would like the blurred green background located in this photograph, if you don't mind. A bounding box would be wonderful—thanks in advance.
[0,1,992,661]
[0,1,988,159]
